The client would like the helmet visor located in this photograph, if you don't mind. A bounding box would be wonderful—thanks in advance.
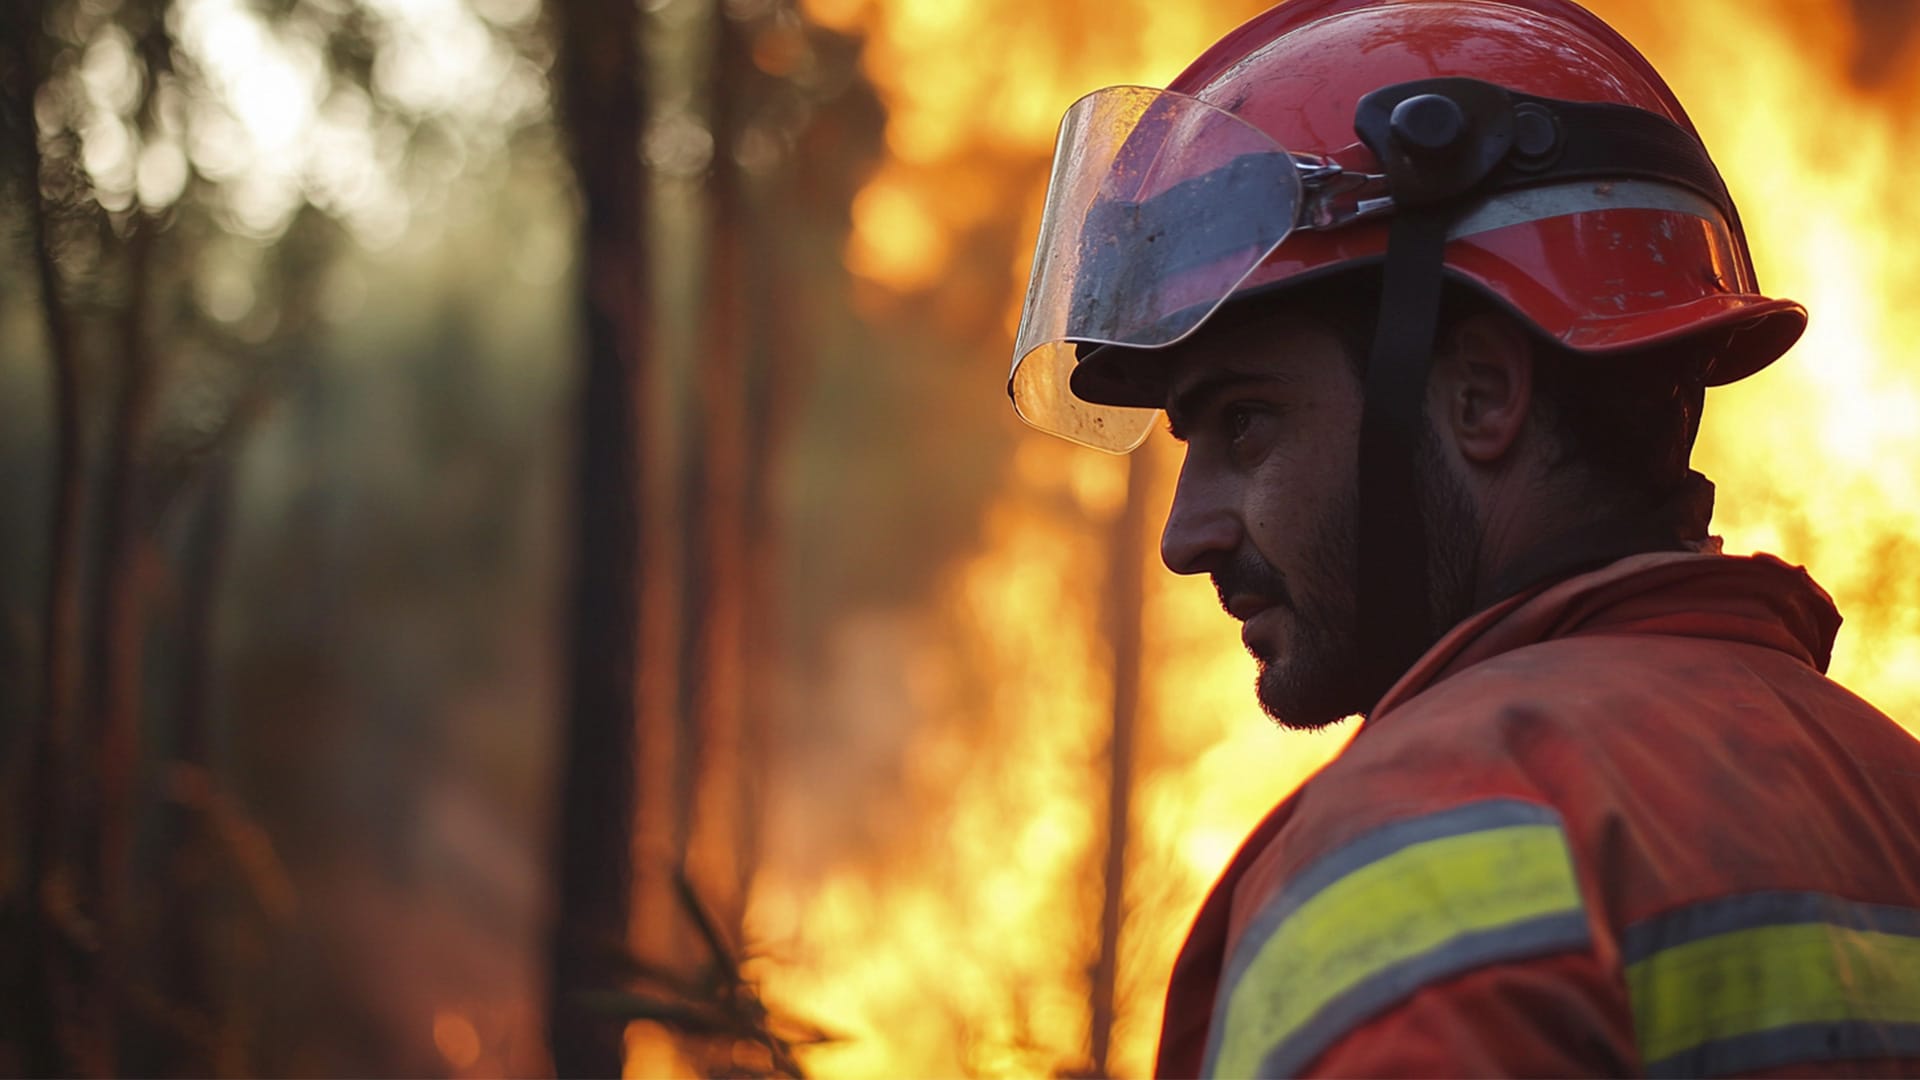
[1009,86,1304,451]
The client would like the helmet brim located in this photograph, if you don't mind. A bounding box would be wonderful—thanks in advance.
[1065,282,1807,412]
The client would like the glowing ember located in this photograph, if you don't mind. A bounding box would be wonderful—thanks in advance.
[433,1010,482,1070]
[752,1,1920,1076]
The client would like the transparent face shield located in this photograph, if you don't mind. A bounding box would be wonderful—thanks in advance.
[1009,86,1317,452]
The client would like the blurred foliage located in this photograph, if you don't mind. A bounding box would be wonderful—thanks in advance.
[0,0,565,1070]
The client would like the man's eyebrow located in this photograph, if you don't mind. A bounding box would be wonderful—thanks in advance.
[1164,371,1289,441]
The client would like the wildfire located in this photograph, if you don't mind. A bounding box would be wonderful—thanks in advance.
[1630,2,1920,722]
[749,1,1920,1077]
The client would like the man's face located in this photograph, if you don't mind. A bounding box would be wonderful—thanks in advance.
[1154,306,1372,730]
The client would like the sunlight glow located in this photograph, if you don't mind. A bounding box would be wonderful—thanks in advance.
[166,0,548,244]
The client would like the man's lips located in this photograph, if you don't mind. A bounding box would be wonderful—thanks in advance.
[1225,594,1280,622]
[1237,602,1283,654]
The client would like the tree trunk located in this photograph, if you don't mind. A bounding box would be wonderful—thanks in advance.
[155,452,238,1077]
[675,0,754,944]
[735,18,819,911]
[85,7,174,1064]
[1090,451,1150,1077]
[83,208,161,1075]
[547,0,651,1073]
[2,12,87,1073]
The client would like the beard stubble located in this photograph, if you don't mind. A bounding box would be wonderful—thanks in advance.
[1219,431,1479,730]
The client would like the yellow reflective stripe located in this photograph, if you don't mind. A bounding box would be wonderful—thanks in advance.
[1628,922,1920,1067]
[1212,820,1585,1078]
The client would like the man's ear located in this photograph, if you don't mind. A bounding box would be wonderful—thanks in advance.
[1430,310,1534,465]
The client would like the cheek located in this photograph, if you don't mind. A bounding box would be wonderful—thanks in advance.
[1241,471,1316,566]
[1243,436,1356,553]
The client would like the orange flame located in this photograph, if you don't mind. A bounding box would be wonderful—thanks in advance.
[752,2,1920,1076]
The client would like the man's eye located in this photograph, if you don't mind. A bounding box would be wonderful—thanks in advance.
[1224,403,1261,443]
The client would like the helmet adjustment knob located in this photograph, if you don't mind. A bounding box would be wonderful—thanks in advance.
[1389,93,1467,153]
[1511,102,1562,166]
[1357,79,1515,204]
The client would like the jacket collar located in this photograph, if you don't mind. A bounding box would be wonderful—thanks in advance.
[1369,548,1843,721]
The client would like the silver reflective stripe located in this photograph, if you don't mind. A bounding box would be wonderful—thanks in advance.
[1200,800,1591,1079]
[1450,179,1728,241]
[1647,1022,1920,1079]
[1625,891,1920,1077]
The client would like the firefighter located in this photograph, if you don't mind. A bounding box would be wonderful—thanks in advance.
[1007,0,1920,1075]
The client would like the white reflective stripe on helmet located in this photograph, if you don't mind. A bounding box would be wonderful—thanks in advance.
[1452,178,1731,242]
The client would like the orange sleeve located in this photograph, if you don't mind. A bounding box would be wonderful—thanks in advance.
[1296,951,1638,1078]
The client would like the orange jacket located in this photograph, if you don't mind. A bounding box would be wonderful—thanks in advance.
[1156,552,1920,1078]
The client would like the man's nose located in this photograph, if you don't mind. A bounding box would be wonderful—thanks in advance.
[1161,465,1240,575]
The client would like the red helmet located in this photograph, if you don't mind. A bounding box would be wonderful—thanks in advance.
[1009,0,1807,452]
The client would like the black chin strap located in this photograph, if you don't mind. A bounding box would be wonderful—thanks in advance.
[1356,207,1455,695]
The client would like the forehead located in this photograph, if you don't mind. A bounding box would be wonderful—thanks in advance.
[1157,304,1354,399]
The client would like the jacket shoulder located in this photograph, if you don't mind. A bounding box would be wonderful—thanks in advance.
[1206,743,1631,1075]
[1200,613,1920,1077]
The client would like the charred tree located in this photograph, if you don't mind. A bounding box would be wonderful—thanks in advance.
[0,8,87,1074]
[674,0,755,942]
[547,0,653,1072]
[84,207,161,1076]
[730,9,795,932]
[728,4,878,918]
[150,451,237,1077]
[1090,451,1150,1078]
